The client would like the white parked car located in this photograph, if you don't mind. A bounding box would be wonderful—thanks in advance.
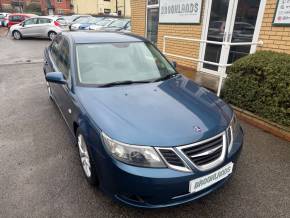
[89,18,117,31]
[9,16,64,40]
[0,12,10,27]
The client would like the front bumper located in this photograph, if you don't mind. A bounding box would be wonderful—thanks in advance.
[92,127,243,208]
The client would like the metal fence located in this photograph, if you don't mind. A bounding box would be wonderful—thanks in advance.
[163,35,263,96]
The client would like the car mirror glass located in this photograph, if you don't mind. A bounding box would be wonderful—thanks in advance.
[45,72,67,85]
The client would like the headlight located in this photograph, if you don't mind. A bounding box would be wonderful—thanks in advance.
[89,25,96,30]
[101,132,166,168]
[227,114,239,153]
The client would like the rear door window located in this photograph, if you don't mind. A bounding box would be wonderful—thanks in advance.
[10,15,21,21]
[50,36,70,79]
[38,18,51,24]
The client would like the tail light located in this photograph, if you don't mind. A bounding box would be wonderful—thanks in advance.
[54,21,60,27]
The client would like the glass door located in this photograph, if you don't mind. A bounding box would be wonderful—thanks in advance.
[227,0,261,65]
[146,0,159,44]
[200,0,263,75]
[202,0,233,72]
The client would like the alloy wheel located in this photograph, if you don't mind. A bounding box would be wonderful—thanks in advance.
[78,134,91,178]
[13,31,21,40]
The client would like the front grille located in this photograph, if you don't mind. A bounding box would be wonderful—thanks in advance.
[158,149,185,167]
[181,135,224,167]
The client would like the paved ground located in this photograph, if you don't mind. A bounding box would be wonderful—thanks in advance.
[0,29,290,218]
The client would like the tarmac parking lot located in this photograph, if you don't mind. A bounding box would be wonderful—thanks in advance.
[0,28,290,218]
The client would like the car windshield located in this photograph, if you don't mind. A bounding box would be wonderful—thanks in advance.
[75,17,90,24]
[88,17,103,24]
[76,42,176,85]
[95,19,113,26]
[108,19,129,28]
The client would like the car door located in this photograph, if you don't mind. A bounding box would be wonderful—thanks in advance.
[37,18,52,37]
[47,36,75,131]
[20,18,38,37]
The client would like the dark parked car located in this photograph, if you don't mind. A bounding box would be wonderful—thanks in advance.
[43,32,243,208]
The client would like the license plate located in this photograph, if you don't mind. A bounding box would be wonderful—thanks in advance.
[189,162,234,193]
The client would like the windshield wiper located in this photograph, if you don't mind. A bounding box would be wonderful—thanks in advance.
[98,80,152,88]
[153,73,179,82]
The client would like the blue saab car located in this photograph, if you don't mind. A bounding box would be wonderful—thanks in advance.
[43,32,243,208]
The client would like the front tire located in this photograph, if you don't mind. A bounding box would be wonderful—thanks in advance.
[77,130,99,186]
[13,30,22,40]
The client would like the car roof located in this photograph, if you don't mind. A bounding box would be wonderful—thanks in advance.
[38,16,58,19]
[9,13,36,16]
[62,31,146,44]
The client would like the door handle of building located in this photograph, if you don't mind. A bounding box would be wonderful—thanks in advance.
[223,32,227,42]
[227,33,232,42]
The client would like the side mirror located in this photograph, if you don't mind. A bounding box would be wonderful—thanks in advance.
[171,61,177,69]
[45,72,67,85]
[21,22,25,27]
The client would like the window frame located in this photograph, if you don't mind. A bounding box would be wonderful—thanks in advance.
[23,18,38,26]
[37,18,52,24]
[49,36,71,81]
[74,41,178,87]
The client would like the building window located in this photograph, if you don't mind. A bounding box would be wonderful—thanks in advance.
[104,8,111,14]
[148,0,158,6]
[104,0,111,1]
[57,0,63,3]
[57,9,64,14]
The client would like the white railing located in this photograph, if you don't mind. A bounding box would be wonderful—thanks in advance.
[163,36,263,96]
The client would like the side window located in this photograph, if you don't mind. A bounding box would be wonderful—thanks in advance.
[24,18,37,26]
[10,15,21,21]
[38,18,51,24]
[58,38,70,79]
[50,36,62,70]
[50,36,70,79]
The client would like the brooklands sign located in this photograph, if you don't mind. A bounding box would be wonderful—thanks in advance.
[159,0,202,24]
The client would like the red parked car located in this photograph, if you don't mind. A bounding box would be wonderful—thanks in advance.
[7,13,36,28]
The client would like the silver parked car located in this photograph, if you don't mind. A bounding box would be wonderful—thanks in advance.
[9,16,64,40]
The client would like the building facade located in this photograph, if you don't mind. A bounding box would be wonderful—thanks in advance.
[40,0,73,15]
[72,0,131,17]
[131,0,290,79]
[0,0,40,13]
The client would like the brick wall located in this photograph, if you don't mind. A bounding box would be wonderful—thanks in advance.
[131,0,290,71]
[131,0,146,37]
[157,25,202,69]
[259,0,290,54]
[131,0,205,70]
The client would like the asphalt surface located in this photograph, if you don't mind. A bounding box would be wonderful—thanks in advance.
[0,28,290,218]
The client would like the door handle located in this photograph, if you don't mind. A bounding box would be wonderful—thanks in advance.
[227,33,232,43]
[223,32,227,43]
